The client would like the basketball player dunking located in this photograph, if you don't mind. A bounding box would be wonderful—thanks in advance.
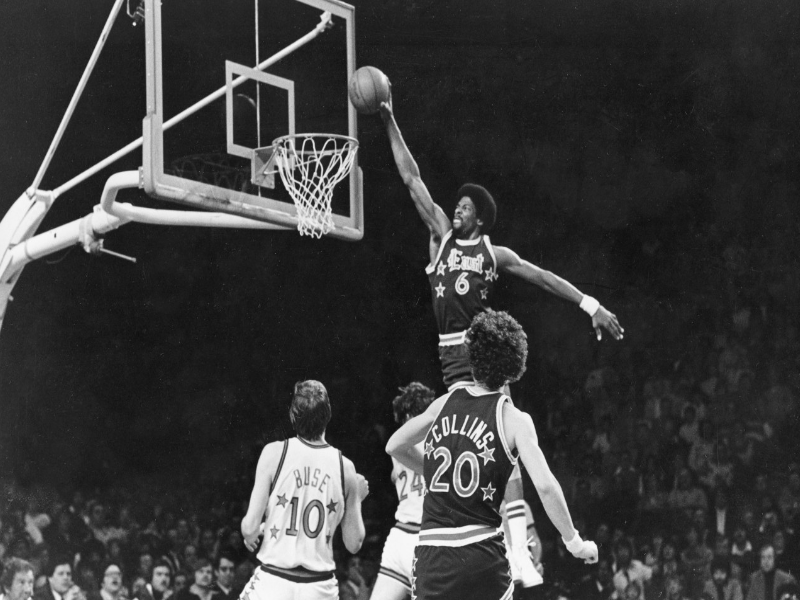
[240,380,370,600]
[379,98,623,587]
[387,311,599,600]
[371,383,436,600]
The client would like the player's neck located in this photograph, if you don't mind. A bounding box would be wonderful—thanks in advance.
[298,434,327,446]
[454,228,482,241]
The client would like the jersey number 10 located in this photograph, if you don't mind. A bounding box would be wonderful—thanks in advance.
[285,497,325,539]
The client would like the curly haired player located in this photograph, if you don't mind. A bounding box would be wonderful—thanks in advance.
[371,382,436,600]
[387,311,598,600]
[380,95,622,588]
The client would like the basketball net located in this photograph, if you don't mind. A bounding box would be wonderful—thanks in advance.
[272,134,358,238]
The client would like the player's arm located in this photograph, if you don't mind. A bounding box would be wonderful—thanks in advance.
[386,396,447,473]
[340,456,370,554]
[494,245,624,341]
[379,99,452,252]
[240,442,282,551]
[503,403,598,564]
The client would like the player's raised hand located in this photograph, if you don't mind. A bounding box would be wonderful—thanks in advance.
[592,305,624,341]
[357,473,370,501]
[378,85,393,122]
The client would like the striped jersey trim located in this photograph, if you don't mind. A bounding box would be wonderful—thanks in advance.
[378,566,411,590]
[260,564,335,583]
[338,450,346,516]
[395,521,421,534]
[483,235,498,269]
[500,582,515,600]
[425,229,454,275]
[496,396,517,465]
[269,440,289,495]
[438,330,467,346]
[447,379,475,391]
[418,524,502,547]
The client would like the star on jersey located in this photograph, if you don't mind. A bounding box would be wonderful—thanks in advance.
[480,288,488,300]
[481,483,497,501]
[435,282,445,297]
[269,526,279,539]
[477,445,495,466]
[276,494,289,508]
[436,262,446,276]
[484,266,498,282]
[326,500,338,514]
[424,440,435,458]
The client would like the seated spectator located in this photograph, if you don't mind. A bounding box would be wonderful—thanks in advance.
[132,559,172,600]
[778,471,800,526]
[701,441,736,492]
[34,558,86,600]
[745,545,796,600]
[689,420,716,478]
[171,573,187,596]
[576,555,616,600]
[625,580,644,600]
[663,574,691,600]
[210,554,235,600]
[730,524,755,579]
[668,469,709,517]
[772,530,796,576]
[87,564,126,600]
[681,525,714,599]
[679,405,701,448]
[2,558,35,600]
[613,539,653,600]
[702,556,743,600]
[776,583,800,600]
[173,559,214,600]
[711,488,735,543]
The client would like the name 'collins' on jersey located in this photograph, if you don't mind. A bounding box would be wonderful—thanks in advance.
[419,388,517,545]
[425,230,499,336]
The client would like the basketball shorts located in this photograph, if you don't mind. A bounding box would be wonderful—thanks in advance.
[412,536,513,600]
[378,525,419,591]
[240,565,338,600]
[439,343,472,389]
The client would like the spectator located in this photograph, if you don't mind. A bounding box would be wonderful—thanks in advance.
[668,469,709,517]
[132,559,172,600]
[171,574,186,596]
[135,555,153,584]
[87,564,126,600]
[678,405,701,448]
[34,558,86,600]
[210,554,235,600]
[702,556,743,600]
[776,583,800,600]
[730,524,755,579]
[613,539,653,600]
[663,574,691,600]
[681,525,714,598]
[577,555,616,600]
[712,488,735,543]
[778,472,800,526]
[772,531,795,576]
[2,558,35,600]
[173,559,214,600]
[745,545,796,600]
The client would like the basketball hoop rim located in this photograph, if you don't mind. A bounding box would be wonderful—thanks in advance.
[272,133,359,155]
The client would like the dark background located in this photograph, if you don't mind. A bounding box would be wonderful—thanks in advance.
[0,0,798,487]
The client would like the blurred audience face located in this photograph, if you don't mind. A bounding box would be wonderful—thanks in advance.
[214,558,235,590]
[131,578,146,597]
[49,564,73,595]
[193,565,212,589]
[760,546,776,573]
[102,566,123,595]
[6,568,34,600]
[151,566,171,593]
[712,566,728,586]
[138,554,153,579]
[173,573,187,593]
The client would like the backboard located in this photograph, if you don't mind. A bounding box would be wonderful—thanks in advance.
[141,0,363,241]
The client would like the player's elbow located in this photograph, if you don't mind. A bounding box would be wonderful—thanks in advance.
[343,527,365,554]
[385,435,403,458]
[533,473,559,498]
[241,516,259,539]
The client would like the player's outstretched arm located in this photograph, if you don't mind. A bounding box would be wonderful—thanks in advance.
[503,403,598,564]
[340,457,370,554]
[379,99,451,250]
[386,396,446,474]
[494,245,624,341]
[241,441,282,552]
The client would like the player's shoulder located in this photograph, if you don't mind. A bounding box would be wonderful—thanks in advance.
[502,402,535,432]
[259,439,288,461]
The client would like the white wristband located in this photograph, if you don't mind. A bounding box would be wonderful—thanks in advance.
[579,295,600,317]
[563,530,583,554]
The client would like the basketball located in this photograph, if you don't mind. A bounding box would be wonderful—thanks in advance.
[348,66,391,115]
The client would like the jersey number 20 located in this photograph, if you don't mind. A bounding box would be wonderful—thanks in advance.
[429,447,480,497]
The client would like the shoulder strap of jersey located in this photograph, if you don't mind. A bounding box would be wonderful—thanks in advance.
[496,396,517,464]
[269,439,290,494]
[425,229,454,274]
[482,235,498,269]
[338,450,346,514]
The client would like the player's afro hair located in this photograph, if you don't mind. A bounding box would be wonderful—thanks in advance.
[466,310,527,391]
[392,382,435,424]
[290,380,331,440]
[457,183,496,231]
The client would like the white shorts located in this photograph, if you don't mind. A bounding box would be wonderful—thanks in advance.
[240,566,338,600]
[378,524,420,591]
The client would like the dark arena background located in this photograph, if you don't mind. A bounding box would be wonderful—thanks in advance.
[0,0,799,599]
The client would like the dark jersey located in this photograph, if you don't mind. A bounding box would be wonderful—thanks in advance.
[419,387,517,546]
[426,230,499,337]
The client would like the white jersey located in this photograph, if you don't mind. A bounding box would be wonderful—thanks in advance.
[392,443,426,524]
[257,437,346,573]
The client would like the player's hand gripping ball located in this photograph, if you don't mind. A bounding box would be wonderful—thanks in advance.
[348,66,391,115]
